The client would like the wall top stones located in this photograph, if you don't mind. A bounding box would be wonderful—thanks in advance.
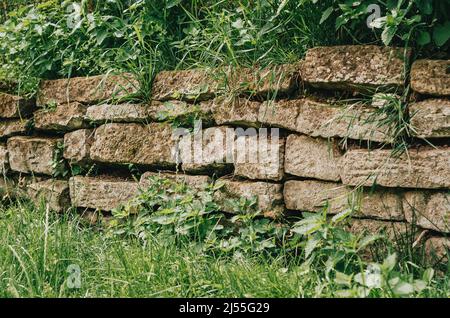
[37,73,139,106]
[300,45,409,92]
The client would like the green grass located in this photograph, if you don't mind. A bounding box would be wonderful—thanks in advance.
[0,199,448,298]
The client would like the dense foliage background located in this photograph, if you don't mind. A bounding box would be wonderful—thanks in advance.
[0,0,449,95]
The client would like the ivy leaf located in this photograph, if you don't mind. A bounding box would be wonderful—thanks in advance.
[433,22,450,47]
[320,6,334,24]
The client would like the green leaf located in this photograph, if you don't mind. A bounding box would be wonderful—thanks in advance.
[422,268,434,283]
[320,7,334,25]
[381,26,397,45]
[331,208,352,224]
[165,0,182,9]
[416,0,433,15]
[433,22,450,47]
[393,281,414,296]
[95,29,108,45]
[382,253,397,272]
[305,236,320,258]
[417,31,431,46]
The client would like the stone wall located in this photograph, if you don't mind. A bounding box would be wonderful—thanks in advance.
[0,45,449,258]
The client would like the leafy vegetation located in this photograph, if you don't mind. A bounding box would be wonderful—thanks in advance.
[2,0,447,97]
[0,183,448,298]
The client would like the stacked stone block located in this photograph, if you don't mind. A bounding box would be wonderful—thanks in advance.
[0,46,448,260]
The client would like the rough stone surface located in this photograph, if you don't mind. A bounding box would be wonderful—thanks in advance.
[403,191,450,233]
[212,97,261,127]
[34,102,88,131]
[7,136,63,175]
[0,143,9,174]
[214,179,284,218]
[0,92,35,118]
[0,119,29,139]
[425,237,450,262]
[410,99,450,138]
[301,45,408,92]
[64,129,95,164]
[259,98,392,143]
[179,126,234,173]
[285,134,342,181]
[37,73,138,106]
[344,219,408,239]
[284,180,404,221]
[69,176,139,211]
[90,123,177,167]
[341,148,450,189]
[410,60,450,96]
[227,63,299,97]
[234,136,285,181]
[152,68,222,102]
[140,171,211,190]
[27,179,70,213]
[86,103,152,123]
[86,100,215,124]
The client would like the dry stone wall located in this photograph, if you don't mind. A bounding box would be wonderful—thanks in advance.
[0,45,449,259]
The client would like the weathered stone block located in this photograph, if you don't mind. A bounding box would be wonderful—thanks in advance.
[212,97,261,126]
[341,148,450,189]
[34,102,88,131]
[37,73,139,106]
[410,99,450,138]
[301,45,408,92]
[86,101,209,124]
[344,219,408,239]
[0,144,9,174]
[227,63,299,97]
[64,129,94,164]
[86,103,152,123]
[27,179,70,213]
[403,191,450,233]
[7,137,63,175]
[0,119,29,139]
[69,176,139,211]
[0,92,34,118]
[214,178,284,218]
[140,171,211,190]
[152,68,222,102]
[90,123,177,167]
[179,126,234,173]
[234,135,285,181]
[259,98,392,143]
[285,134,342,181]
[284,180,404,221]
[411,59,450,96]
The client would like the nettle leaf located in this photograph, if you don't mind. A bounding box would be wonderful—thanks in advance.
[381,26,397,45]
[433,22,450,47]
[305,236,320,258]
